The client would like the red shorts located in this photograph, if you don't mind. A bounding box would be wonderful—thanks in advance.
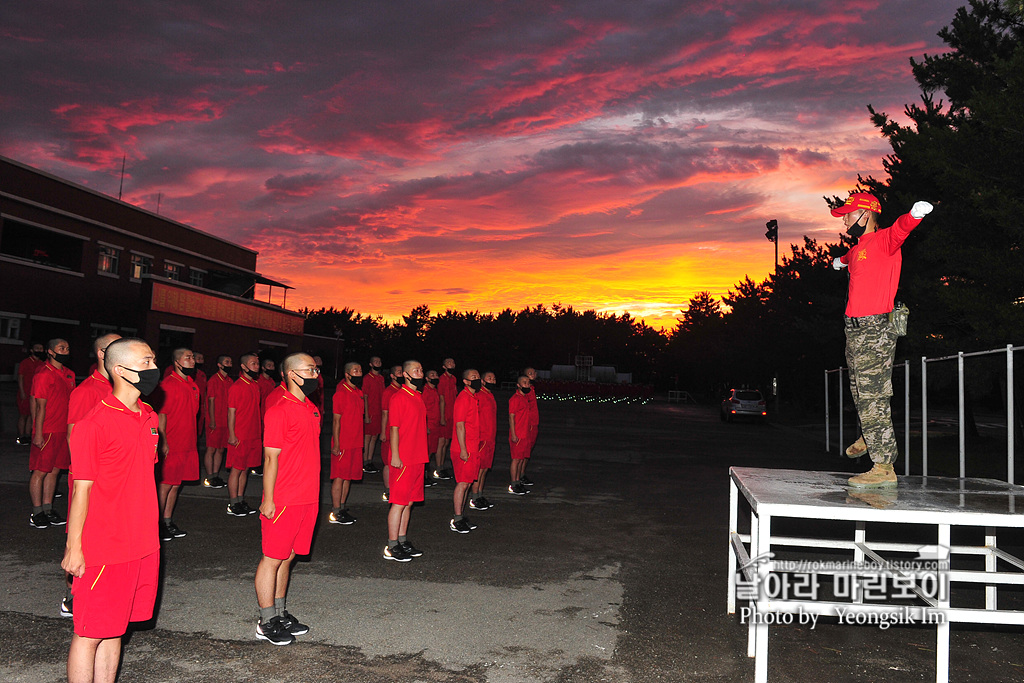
[426,422,440,454]
[478,440,495,469]
[207,425,228,449]
[440,420,453,440]
[29,432,70,472]
[73,551,159,638]
[17,395,31,416]
[160,449,199,485]
[388,464,424,506]
[330,447,364,480]
[451,452,480,483]
[227,438,262,470]
[364,413,381,435]
[261,503,317,560]
[510,438,532,460]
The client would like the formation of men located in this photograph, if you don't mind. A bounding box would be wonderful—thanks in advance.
[15,339,542,676]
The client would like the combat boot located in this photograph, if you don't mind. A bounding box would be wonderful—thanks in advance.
[848,463,896,489]
[845,435,867,458]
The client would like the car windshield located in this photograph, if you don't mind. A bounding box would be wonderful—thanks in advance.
[735,391,762,401]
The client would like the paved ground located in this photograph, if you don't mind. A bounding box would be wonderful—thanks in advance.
[1,396,1022,682]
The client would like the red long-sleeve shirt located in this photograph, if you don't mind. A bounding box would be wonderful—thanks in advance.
[839,212,921,317]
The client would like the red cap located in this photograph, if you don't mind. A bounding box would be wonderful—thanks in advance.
[831,192,881,217]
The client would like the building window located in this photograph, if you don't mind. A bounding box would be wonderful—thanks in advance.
[97,245,120,274]
[130,254,152,279]
[189,268,205,288]
[0,316,22,342]
[0,218,84,272]
[164,262,183,281]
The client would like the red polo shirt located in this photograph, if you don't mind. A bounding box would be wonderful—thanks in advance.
[258,375,277,414]
[69,396,160,566]
[509,392,536,439]
[381,383,401,436]
[32,361,75,433]
[263,391,321,506]
[68,371,112,426]
[332,381,364,450]
[451,390,480,457]
[388,386,428,465]
[363,372,385,417]
[438,372,457,423]
[18,355,45,396]
[478,388,497,442]
[158,372,199,454]
[206,372,232,426]
[228,375,261,441]
[525,386,539,426]
[422,383,441,426]
[839,212,921,317]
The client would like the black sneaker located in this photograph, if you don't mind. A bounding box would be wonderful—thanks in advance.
[53,489,64,499]
[256,616,295,645]
[363,463,380,474]
[449,518,471,534]
[476,496,493,509]
[211,476,228,488]
[464,517,478,530]
[279,610,309,636]
[432,469,452,481]
[240,501,258,515]
[160,523,174,542]
[165,521,187,538]
[507,482,529,495]
[45,510,66,526]
[249,466,263,477]
[227,502,247,517]
[29,512,50,528]
[423,477,436,488]
[468,498,490,510]
[520,476,534,486]
[383,544,412,562]
[400,541,423,557]
[60,597,73,618]
[381,489,390,503]
[328,510,356,525]
[16,436,27,446]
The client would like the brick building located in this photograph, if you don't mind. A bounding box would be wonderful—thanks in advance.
[0,155,304,379]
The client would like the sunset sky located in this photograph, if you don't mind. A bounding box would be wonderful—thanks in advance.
[1,1,962,329]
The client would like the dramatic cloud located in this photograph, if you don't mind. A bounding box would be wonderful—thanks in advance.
[0,0,961,329]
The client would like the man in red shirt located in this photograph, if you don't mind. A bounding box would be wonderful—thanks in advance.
[832,193,933,487]
[450,369,481,533]
[29,338,75,528]
[383,360,428,562]
[17,342,46,445]
[157,348,200,540]
[422,369,442,487]
[203,355,233,489]
[434,358,457,480]
[330,362,364,525]
[520,366,540,487]
[193,352,209,437]
[63,337,160,683]
[470,371,498,511]
[227,354,263,516]
[362,356,385,473]
[379,365,404,502]
[258,357,278,414]
[508,375,536,495]
[255,353,321,646]
[62,332,120,617]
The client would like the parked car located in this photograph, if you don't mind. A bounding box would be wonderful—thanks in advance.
[720,388,767,423]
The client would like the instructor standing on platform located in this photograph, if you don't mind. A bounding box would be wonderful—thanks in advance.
[831,192,932,488]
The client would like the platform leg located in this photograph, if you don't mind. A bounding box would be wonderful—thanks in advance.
[985,526,997,610]
[853,521,866,604]
[753,513,771,683]
[728,479,738,614]
[747,510,758,658]
[936,524,951,683]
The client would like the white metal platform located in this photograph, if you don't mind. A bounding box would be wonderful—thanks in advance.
[727,466,1024,683]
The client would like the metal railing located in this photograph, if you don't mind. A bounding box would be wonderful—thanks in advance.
[825,344,1021,483]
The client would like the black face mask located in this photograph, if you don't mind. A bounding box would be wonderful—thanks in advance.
[468,378,483,391]
[444,367,455,375]
[348,374,364,389]
[243,367,260,379]
[121,366,161,396]
[393,376,404,386]
[262,368,275,377]
[52,352,72,366]
[846,214,868,238]
[294,374,319,398]
[179,366,197,378]
[370,365,382,372]
[219,365,233,377]
[408,376,427,391]
[32,351,46,360]
[484,382,497,392]
[519,385,531,394]
[428,377,440,386]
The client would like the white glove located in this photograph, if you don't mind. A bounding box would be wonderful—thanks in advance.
[910,201,933,219]
[832,257,847,270]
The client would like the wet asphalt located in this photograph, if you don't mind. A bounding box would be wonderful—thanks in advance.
[1,397,1022,682]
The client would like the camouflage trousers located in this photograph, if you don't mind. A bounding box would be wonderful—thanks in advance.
[845,315,898,465]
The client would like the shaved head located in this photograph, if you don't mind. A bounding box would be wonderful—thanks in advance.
[93,333,121,356]
[281,352,314,375]
[104,338,152,376]
[344,361,361,375]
